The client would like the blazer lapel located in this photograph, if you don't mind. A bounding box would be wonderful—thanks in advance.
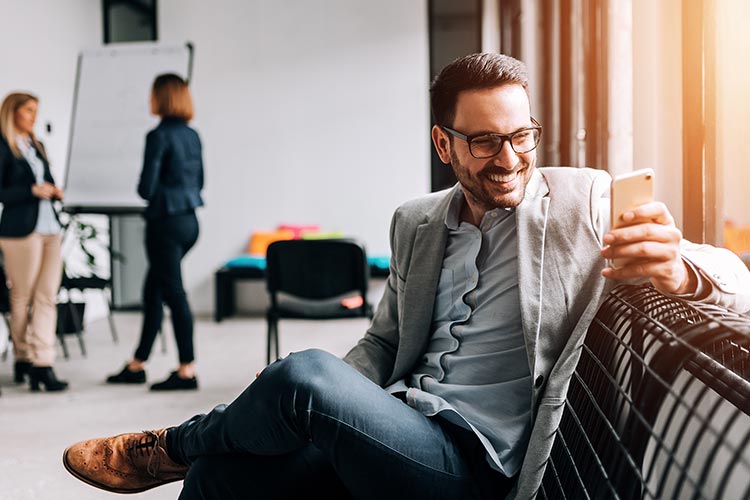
[516,169,550,376]
[390,188,453,381]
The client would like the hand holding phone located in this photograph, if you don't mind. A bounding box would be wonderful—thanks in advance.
[602,169,695,294]
[609,168,655,269]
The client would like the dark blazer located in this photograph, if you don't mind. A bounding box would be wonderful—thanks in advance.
[0,136,57,237]
[137,117,204,219]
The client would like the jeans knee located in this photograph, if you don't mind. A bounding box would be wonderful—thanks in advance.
[267,349,341,391]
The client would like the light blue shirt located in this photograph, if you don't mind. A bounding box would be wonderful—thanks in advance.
[17,137,60,235]
[387,187,531,477]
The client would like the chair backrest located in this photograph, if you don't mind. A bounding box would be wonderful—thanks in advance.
[540,284,750,500]
[265,239,369,301]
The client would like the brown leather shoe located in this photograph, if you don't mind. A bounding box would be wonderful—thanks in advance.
[62,428,188,493]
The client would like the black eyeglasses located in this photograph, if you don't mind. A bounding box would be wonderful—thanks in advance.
[441,117,542,158]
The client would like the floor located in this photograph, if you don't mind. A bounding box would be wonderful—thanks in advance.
[0,310,368,500]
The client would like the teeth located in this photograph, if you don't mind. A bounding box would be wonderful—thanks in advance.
[488,172,517,183]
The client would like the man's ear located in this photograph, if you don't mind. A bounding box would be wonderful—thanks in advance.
[431,125,452,164]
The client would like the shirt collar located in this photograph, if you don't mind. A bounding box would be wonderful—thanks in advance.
[444,185,514,231]
[16,135,32,152]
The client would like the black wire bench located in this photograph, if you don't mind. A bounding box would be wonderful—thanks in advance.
[541,284,750,500]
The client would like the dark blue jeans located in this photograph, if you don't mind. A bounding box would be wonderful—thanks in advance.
[134,211,199,364]
[169,349,514,500]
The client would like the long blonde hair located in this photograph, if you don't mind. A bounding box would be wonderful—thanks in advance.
[0,92,45,159]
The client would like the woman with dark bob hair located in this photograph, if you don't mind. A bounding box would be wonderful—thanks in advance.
[107,73,204,391]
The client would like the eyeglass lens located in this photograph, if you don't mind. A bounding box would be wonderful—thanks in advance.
[469,129,540,158]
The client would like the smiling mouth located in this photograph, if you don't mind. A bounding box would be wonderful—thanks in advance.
[487,168,524,185]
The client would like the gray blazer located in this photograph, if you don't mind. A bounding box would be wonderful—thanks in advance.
[344,166,750,499]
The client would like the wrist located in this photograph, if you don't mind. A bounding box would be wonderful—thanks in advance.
[672,261,698,295]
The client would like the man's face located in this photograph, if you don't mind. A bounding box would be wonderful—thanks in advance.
[433,84,537,215]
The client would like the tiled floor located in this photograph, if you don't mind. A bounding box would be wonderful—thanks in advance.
[0,309,368,500]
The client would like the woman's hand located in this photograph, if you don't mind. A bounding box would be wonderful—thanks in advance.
[600,201,698,295]
[53,185,65,200]
[31,182,57,200]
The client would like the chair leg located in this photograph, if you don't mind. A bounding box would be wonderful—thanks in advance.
[58,331,70,360]
[274,322,280,361]
[266,316,277,365]
[104,290,119,343]
[68,301,86,357]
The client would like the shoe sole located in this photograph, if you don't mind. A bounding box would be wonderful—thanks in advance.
[62,448,182,494]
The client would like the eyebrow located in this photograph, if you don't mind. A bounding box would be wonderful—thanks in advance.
[462,124,534,136]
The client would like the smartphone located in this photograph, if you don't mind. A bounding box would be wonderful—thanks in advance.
[610,168,655,269]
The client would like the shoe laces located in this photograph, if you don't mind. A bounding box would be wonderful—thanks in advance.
[126,430,162,478]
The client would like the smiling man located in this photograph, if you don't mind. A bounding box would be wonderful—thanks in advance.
[63,53,750,500]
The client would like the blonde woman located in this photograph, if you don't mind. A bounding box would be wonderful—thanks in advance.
[107,74,204,391]
[0,92,67,392]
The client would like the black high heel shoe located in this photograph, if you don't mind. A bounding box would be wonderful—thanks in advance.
[29,366,69,392]
[14,360,32,383]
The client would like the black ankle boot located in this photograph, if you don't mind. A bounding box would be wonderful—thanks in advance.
[29,366,69,392]
[14,360,32,383]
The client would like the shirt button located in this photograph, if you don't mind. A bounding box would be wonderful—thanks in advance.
[534,375,544,388]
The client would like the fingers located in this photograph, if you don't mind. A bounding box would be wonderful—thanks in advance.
[601,239,680,264]
[617,201,674,227]
[32,184,54,199]
[604,223,682,248]
[32,183,61,200]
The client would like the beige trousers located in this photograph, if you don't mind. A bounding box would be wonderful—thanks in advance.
[0,232,62,366]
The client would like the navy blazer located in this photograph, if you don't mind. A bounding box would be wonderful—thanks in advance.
[137,117,204,219]
[0,136,58,237]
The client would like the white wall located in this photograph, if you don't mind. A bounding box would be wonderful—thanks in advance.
[0,1,105,320]
[0,0,102,183]
[158,0,431,314]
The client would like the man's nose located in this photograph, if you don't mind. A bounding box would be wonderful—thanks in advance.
[491,140,518,169]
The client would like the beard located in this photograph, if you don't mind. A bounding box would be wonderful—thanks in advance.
[450,148,536,211]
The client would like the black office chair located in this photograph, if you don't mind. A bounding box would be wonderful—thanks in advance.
[265,239,374,365]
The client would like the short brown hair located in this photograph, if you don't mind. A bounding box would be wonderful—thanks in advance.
[151,73,194,121]
[430,53,529,127]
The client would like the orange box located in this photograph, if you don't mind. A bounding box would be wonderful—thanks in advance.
[247,230,294,256]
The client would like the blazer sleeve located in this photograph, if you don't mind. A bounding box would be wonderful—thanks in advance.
[137,130,166,201]
[343,208,402,386]
[0,143,34,205]
[679,243,750,313]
